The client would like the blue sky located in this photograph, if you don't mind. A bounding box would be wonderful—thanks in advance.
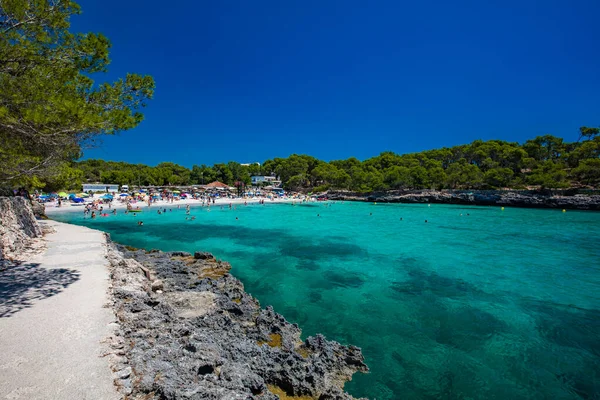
[74,0,600,167]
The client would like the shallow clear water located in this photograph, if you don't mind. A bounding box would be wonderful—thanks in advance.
[52,202,600,399]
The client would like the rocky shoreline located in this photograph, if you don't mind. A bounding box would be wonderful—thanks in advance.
[106,243,368,399]
[327,189,600,210]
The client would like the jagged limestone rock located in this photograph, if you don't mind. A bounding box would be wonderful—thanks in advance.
[107,244,369,400]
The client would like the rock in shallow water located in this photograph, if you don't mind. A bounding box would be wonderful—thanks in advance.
[107,243,369,399]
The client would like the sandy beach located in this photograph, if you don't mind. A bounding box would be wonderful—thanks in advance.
[44,195,308,214]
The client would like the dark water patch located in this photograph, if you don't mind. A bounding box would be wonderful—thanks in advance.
[242,254,277,272]
[220,249,251,259]
[556,371,600,400]
[279,239,367,261]
[432,305,508,351]
[282,306,300,323]
[386,352,484,400]
[390,256,425,273]
[323,270,366,289]
[328,235,350,241]
[295,260,320,271]
[308,291,322,302]
[523,298,600,357]
[390,269,489,301]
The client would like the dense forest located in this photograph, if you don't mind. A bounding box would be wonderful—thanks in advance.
[44,130,600,192]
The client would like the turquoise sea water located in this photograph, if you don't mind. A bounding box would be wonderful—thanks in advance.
[52,202,600,399]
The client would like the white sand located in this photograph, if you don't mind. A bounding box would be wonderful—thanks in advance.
[45,195,308,214]
[0,220,119,400]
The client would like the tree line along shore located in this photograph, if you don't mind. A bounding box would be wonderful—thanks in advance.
[32,131,600,194]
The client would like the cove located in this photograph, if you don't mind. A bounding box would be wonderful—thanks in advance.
[51,202,600,400]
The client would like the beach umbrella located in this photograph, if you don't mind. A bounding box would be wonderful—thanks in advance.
[100,194,113,200]
[172,190,180,193]
[77,193,89,198]
[58,191,68,197]
[119,193,128,197]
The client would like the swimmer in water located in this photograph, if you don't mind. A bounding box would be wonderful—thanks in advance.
[425,220,428,223]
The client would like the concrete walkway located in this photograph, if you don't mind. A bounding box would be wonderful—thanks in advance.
[0,220,119,400]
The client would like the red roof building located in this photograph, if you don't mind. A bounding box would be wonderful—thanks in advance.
[205,181,229,188]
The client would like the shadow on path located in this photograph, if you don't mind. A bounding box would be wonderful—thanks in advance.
[0,262,80,318]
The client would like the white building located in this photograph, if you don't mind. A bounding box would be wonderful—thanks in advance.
[251,175,281,186]
[82,183,120,193]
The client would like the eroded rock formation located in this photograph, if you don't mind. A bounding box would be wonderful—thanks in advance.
[106,244,368,399]
[0,197,43,261]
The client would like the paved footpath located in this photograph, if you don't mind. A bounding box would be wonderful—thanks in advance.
[0,220,119,400]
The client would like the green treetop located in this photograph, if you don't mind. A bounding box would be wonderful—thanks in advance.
[0,0,154,188]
